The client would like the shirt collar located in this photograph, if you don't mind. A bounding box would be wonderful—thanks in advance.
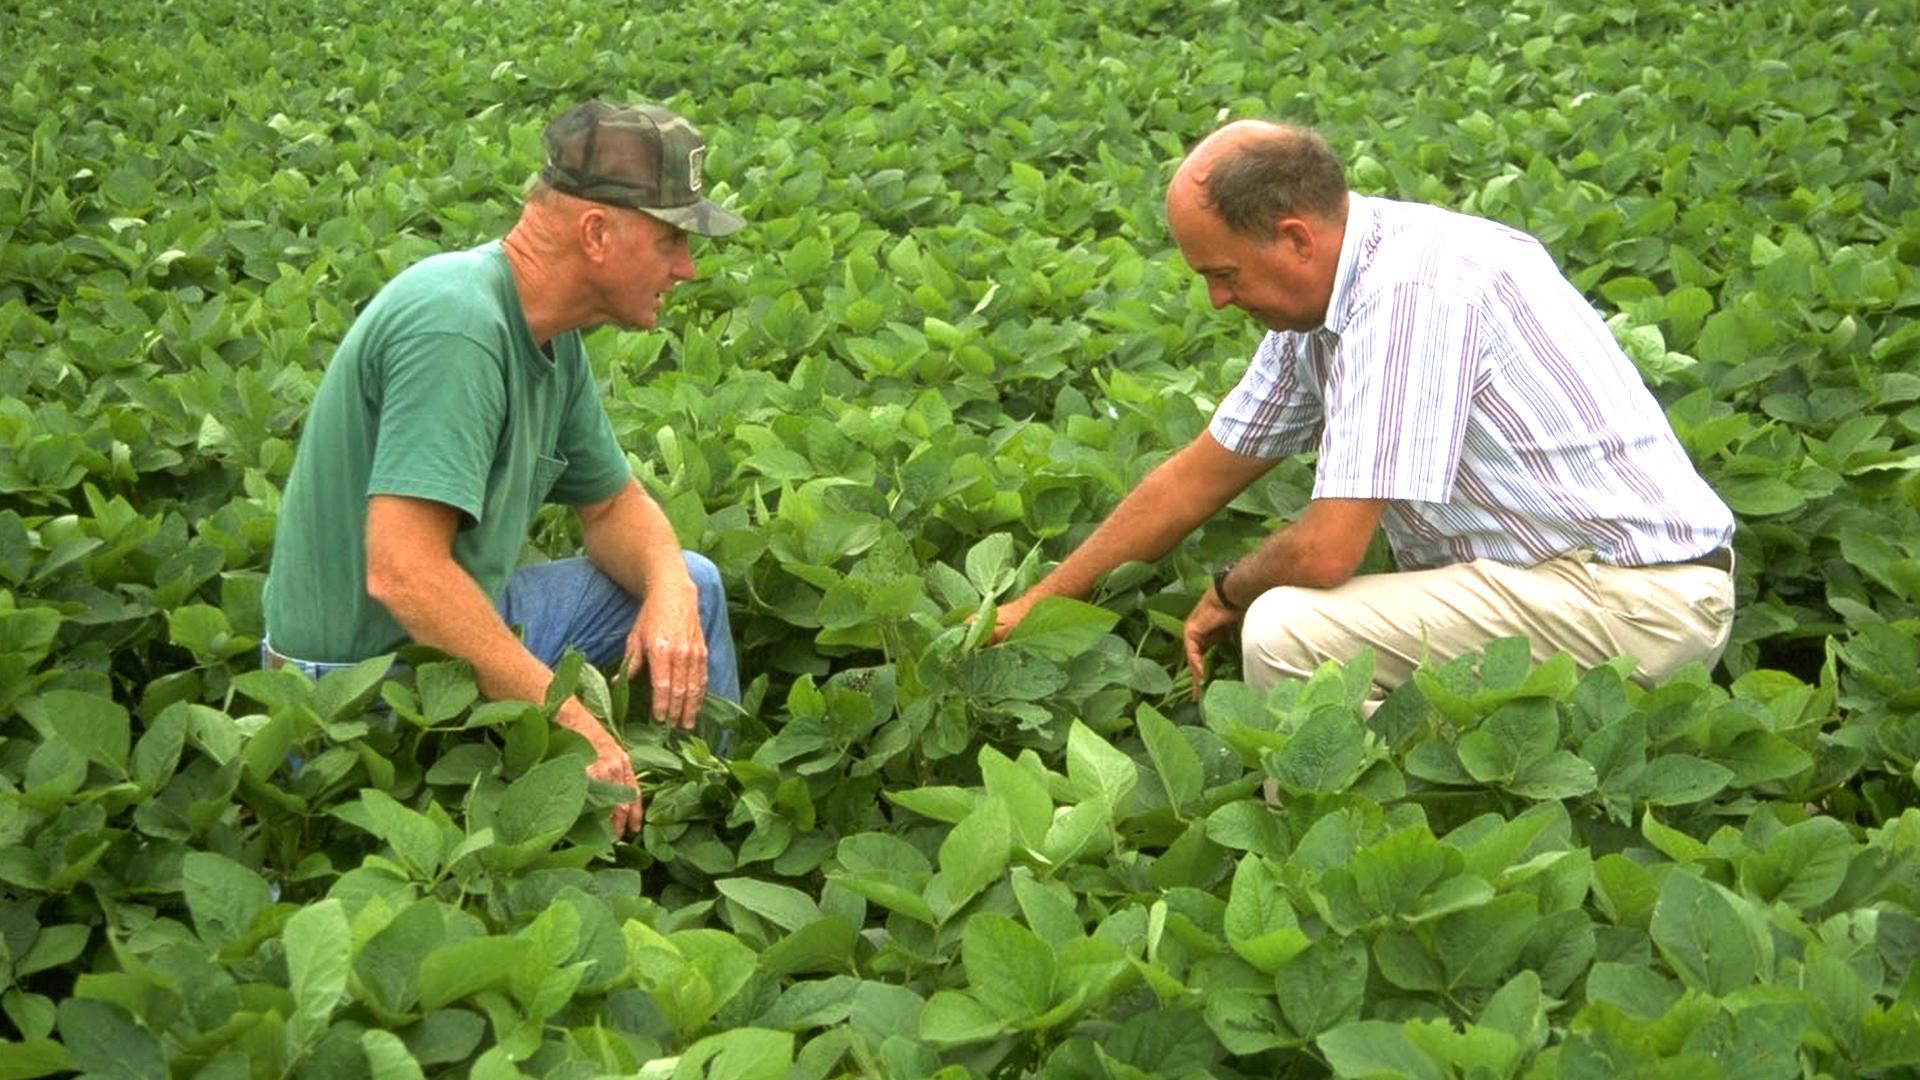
[1319,193,1375,336]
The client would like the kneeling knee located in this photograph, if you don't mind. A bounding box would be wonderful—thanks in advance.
[1241,587,1333,682]
[682,551,726,602]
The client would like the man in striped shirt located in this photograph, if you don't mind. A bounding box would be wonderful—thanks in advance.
[992,119,1735,702]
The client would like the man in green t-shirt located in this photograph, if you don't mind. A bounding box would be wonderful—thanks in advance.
[263,102,746,836]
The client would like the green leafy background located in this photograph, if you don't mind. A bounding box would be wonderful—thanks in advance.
[2,0,1917,1076]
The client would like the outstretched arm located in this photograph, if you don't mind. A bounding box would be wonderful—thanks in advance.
[994,431,1277,639]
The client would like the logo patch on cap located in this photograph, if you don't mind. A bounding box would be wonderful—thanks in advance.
[688,147,705,193]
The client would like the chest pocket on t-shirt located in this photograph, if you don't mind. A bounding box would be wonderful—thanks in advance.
[533,452,569,504]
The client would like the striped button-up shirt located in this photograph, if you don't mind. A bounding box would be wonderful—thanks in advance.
[1209,194,1733,570]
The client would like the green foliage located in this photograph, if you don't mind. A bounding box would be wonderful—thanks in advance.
[2,0,1918,1075]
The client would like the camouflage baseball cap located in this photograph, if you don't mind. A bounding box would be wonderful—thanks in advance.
[539,101,744,237]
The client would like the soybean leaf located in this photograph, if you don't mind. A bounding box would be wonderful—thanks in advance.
[1318,1021,1446,1080]
[715,878,822,933]
[962,914,1055,1021]
[1224,855,1310,973]
[1267,709,1366,795]
[1006,597,1120,662]
[361,1030,428,1080]
[979,747,1053,848]
[1065,721,1137,807]
[1635,755,1734,806]
[1138,705,1203,815]
[1651,872,1768,996]
[921,991,1008,1046]
[55,999,166,1080]
[182,850,272,948]
[1740,816,1852,909]
[1275,936,1368,1040]
[284,899,351,1054]
[492,757,588,847]
[938,798,1011,910]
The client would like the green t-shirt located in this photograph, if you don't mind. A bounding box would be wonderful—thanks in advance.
[263,241,632,662]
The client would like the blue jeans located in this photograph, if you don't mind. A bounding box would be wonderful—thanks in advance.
[263,551,741,706]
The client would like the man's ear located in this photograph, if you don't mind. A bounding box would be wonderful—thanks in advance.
[1275,215,1316,260]
[579,206,617,262]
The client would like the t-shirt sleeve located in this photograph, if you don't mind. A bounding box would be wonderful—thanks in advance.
[365,332,506,521]
[547,347,632,505]
[1207,332,1324,458]
[1312,284,1483,503]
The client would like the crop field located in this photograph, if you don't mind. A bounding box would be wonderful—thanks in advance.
[3,0,1920,1076]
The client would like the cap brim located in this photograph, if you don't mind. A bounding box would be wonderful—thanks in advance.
[641,198,745,238]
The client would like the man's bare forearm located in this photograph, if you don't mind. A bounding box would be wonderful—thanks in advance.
[1214,497,1388,606]
[365,495,585,714]
[579,479,691,601]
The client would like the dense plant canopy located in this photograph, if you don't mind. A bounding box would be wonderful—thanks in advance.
[2,0,1918,1076]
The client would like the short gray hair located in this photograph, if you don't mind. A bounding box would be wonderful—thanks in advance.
[1201,127,1347,240]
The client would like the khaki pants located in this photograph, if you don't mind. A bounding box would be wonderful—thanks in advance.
[1240,550,1735,700]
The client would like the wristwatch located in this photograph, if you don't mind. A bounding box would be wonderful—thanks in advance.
[1212,560,1242,611]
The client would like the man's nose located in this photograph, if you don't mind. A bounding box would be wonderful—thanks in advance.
[1207,281,1233,309]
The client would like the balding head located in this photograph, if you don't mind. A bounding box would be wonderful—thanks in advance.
[1169,120,1347,240]
[1164,121,1349,333]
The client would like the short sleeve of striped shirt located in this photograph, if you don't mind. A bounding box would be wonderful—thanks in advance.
[1313,285,1484,503]
[1208,332,1324,459]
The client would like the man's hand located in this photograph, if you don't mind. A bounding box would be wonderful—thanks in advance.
[626,575,707,729]
[556,700,642,837]
[1182,587,1245,701]
[986,593,1039,644]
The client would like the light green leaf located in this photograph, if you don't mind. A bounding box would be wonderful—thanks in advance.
[417,936,534,1010]
[361,1030,428,1080]
[1508,751,1598,799]
[1635,754,1734,806]
[1006,597,1120,661]
[0,1039,72,1080]
[1651,871,1767,995]
[715,878,822,933]
[182,850,273,947]
[1275,935,1368,1039]
[1317,1021,1446,1080]
[964,533,1015,596]
[1138,705,1203,815]
[1641,810,1712,864]
[938,798,1011,909]
[920,990,1008,1046]
[1205,800,1291,860]
[1585,961,1679,1020]
[314,653,398,721]
[493,757,588,846]
[19,690,130,774]
[1718,477,1805,517]
[962,914,1055,1021]
[1267,709,1366,794]
[883,785,977,824]
[1224,855,1310,973]
[1435,894,1539,991]
[1065,721,1137,807]
[979,747,1053,848]
[56,999,166,1080]
[1740,816,1852,909]
[359,789,444,879]
[1042,796,1113,867]
[284,899,351,1053]
[669,1028,794,1080]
